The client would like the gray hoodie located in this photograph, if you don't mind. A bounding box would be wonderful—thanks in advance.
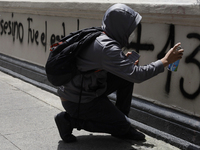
[57,3,164,103]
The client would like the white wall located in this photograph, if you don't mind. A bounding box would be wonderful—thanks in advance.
[131,23,200,116]
[0,0,200,116]
[0,12,101,65]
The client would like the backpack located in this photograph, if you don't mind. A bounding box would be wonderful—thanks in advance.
[45,27,103,86]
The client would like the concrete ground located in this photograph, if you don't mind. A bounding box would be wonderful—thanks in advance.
[0,71,181,150]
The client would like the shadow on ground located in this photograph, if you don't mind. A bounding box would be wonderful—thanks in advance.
[57,135,155,150]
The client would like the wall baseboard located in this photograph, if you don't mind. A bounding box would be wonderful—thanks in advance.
[0,53,199,149]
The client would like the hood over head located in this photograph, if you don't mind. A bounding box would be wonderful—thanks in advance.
[102,3,142,47]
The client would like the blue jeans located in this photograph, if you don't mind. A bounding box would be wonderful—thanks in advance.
[62,73,134,135]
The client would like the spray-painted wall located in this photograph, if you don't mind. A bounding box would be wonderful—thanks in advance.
[131,23,200,116]
[0,1,199,117]
[0,12,101,65]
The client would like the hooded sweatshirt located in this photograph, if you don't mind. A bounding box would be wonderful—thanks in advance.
[57,3,164,103]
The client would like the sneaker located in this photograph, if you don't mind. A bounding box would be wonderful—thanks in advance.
[54,112,77,143]
[112,127,145,141]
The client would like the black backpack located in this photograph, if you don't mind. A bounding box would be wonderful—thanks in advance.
[45,27,103,86]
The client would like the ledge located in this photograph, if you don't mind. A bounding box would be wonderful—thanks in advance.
[0,0,200,26]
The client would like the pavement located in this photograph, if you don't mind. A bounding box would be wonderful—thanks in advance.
[0,71,181,150]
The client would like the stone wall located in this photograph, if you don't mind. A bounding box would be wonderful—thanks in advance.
[1,0,199,117]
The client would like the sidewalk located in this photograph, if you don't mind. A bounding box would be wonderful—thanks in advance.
[0,71,181,150]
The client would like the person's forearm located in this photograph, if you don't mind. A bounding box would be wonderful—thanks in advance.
[161,58,169,67]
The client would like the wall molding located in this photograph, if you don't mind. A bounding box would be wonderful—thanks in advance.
[0,1,200,26]
[0,53,199,149]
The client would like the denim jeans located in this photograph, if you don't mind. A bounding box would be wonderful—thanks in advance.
[62,73,134,135]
